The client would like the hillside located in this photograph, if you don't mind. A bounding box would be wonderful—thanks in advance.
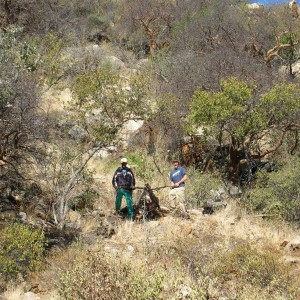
[2,198,300,299]
[1,0,300,299]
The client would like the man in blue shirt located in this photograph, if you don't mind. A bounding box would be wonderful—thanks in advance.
[169,159,189,219]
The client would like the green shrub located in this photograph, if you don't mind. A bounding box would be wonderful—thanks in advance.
[126,150,166,182]
[247,158,300,220]
[186,169,222,208]
[0,223,46,280]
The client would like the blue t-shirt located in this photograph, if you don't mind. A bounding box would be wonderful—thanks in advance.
[170,167,186,187]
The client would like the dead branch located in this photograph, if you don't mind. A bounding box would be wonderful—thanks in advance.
[250,34,299,65]
[135,17,157,55]
[58,144,103,227]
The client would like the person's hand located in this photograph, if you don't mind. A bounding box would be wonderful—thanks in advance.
[174,182,180,187]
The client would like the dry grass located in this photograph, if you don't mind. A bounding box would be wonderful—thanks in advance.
[8,203,299,299]
[41,87,73,115]
[212,202,296,250]
[4,152,300,299]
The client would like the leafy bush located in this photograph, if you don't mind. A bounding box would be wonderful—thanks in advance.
[0,223,46,280]
[247,158,300,221]
[113,150,168,183]
[186,169,222,208]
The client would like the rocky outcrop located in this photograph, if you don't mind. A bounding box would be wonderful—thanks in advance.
[282,236,300,264]
[284,236,300,255]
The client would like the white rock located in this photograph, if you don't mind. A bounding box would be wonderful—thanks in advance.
[105,56,125,69]
[23,292,40,300]
[285,236,300,253]
[176,285,192,299]
[126,245,135,256]
[123,119,144,133]
[246,3,263,9]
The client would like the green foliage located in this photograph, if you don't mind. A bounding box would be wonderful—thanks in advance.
[259,82,300,124]
[187,77,258,141]
[0,26,39,107]
[0,26,40,72]
[125,150,167,182]
[187,78,300,183]
[186,169,222,208]
[151,93,180,131]
[188,79,300,143]
[125,267,166,300]
[247,157,300,220]
[35,32,71,87]
[0,223,46,280]
[70,67,148,143]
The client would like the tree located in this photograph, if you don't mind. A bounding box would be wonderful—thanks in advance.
[47,66,149,226]
[0,0,59,33]
[113,0,178,56]
[187,77,300,183]
[70,66,148,143]
[246,3,300,73]
[0,27,46,193]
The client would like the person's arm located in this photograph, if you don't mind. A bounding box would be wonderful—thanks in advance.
[174,174,187,187]
[131,170,136,188]
[112,169,118,188]
[169,172,174,187]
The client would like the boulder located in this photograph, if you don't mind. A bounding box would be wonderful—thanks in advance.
[246,3,264,10]
[125,245,135,256]
[228,184,242,197]
[181,225,193,236]
[19,212,27,222]
[105,56,125,69]
[176,285,192,299]
[118,119,144,148]
[93,146,116,158]
[68,210,81,223]
[203,200,227,215]
[284,236,300,255]
[284,256,300,264]
[210,187,227,201]
[23,292,40,300]
[68,125,89,141]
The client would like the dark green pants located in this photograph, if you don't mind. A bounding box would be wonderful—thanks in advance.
[115,188,134,217]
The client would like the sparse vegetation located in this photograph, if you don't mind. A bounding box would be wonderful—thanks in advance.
[0,0,300,299]
[58,247,167,300]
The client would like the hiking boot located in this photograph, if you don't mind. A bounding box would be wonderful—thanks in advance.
[114,211,124,219]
